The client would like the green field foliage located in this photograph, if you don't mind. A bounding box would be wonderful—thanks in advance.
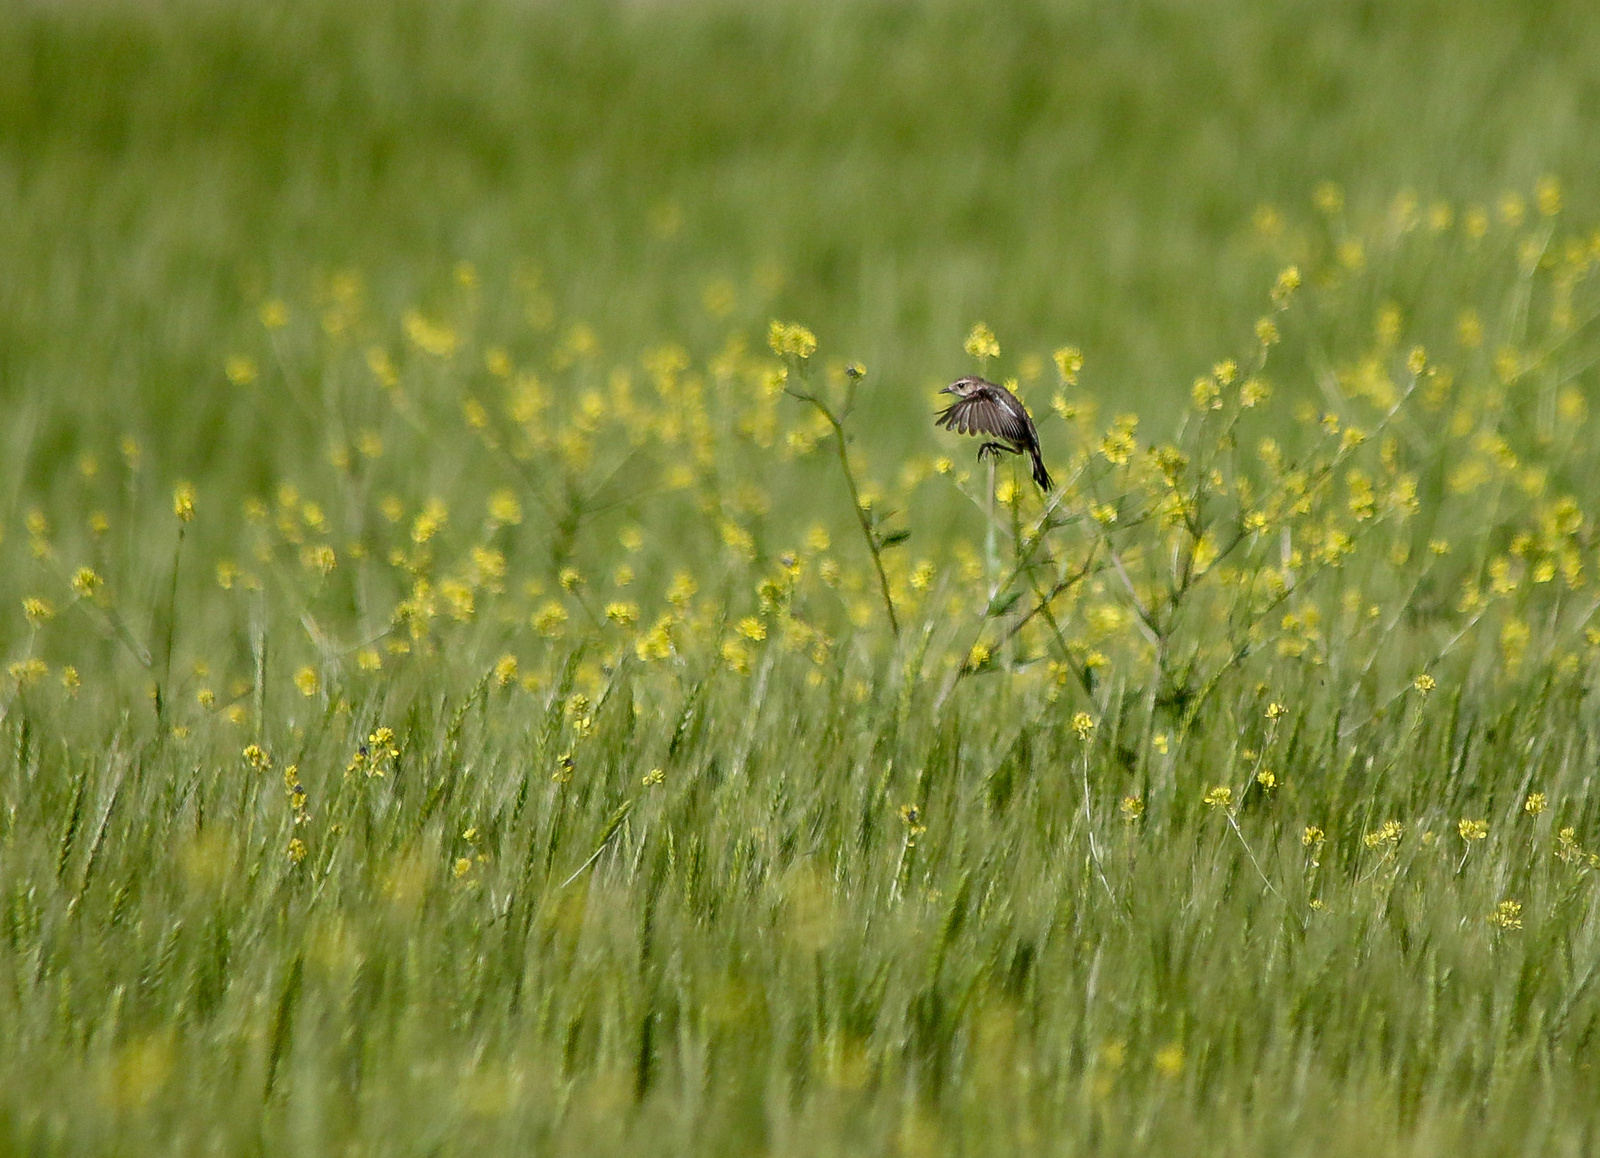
[6,0,1600,1153]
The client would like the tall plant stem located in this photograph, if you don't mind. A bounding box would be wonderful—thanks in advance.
[985,456,998,601]
[156,525,184,723]
[780,353,899,637]
[823,412,900,637]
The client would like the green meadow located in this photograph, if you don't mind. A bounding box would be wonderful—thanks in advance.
[6,0,1600,1153]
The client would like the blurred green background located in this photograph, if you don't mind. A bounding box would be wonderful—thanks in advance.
[9,4,1600,1153]
[5,0,1600,488]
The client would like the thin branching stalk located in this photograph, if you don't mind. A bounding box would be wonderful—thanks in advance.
[155,522,184,724]
[1224,810,1285,903]
[783,364,900,636]
[827,411,901,636]
[984,457,998,601]
[1080,746,1117,905]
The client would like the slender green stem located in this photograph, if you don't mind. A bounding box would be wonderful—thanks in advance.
[823,411,900,637]
[985,457,998,601]
[785,374,900,637]
[1081,748,1116,904]
[156,525,184,723]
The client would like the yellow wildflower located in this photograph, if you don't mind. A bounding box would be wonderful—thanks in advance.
[1153,1044,1185,1078]
[667,572,698,607]
[487,489,523,526]
[348,726,399,778]
[366,346,399,387]
[1053,346,1083,384]
[636,615,674,661]
[1363,820,1404,849]
[899,803,928,845]
[369,726,398,760]
[1100,426,1136,465]
[532,601,569,638]
[1270,265,1301,305]
[1537,176,1561,217]
[225,355,258,386]
[721,639,751,674]
[440,580,473,621]
[1489,899,1523,929]
[403,310,459,357]
[411,498,447,544]
[8,659,46,689]
[964,322,1000,361]
[767,320,817,360]
[300,544,336,575]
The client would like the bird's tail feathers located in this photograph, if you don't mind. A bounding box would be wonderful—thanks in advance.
[1029,446,1053,492]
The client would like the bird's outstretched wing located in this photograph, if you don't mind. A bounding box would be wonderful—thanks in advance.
[936,385,1031,445]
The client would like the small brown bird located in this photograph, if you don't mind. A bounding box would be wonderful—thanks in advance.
[935,376,1053,491]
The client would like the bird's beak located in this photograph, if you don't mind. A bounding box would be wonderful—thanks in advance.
[938,384,956,394]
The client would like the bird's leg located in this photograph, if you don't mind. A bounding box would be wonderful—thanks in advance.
[972,441,1024,463]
